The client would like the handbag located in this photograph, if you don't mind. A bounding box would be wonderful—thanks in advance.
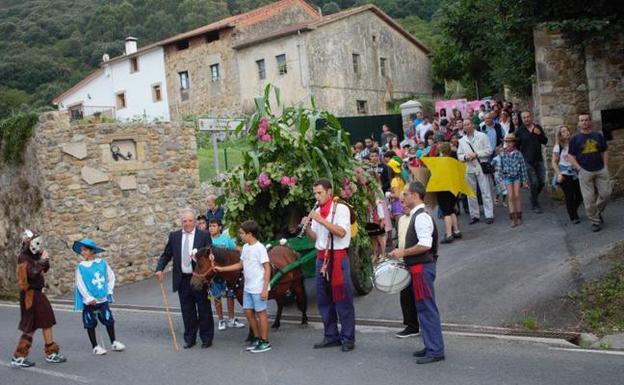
[467,142,494,174]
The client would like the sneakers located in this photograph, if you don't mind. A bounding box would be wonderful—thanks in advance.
[469,217,480,225]
[45,353,67,363]
[395,327,420,338]
[111,341,126,352]
[218,319,227,331]
[245,338,260,351]
[251,340,272,353]
[452,231,463,239]
[228,318,245,328]
[10,356,35,368]
[92,345,107,355]
[440,235,454,244]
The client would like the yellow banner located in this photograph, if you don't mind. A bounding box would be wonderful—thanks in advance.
[421,157,475,197]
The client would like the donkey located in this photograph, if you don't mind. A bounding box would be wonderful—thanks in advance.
[191,245,308,337]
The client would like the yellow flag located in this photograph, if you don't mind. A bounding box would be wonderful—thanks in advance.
[421,157,475,197]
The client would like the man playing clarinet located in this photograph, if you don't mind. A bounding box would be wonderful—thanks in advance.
[301,178,355,352]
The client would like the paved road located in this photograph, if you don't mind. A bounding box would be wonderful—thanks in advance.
[1,303,622,385]
[66,198,624,329]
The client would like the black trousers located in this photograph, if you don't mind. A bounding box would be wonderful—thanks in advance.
[178,275,214,345]
[560,175,583,221]
[400,282,419,332]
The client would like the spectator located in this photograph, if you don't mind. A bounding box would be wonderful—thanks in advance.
[196,215,208,231]
[457,119,494,224]
[353,142,364,161]
[479,113,504,153]
[516,111,548,213]
[499,110,512,137]
[568,113,612,232]
[380,124,397,148]
[511,112,522,133]
[410,111,424,139]
[367,151,390,193]
[416,116,433,143]
[552,125,583,224]
[436,142,462,244]
[360,137,380,160]
[499,134,529,227]
[206,195,224,223]
[389,136,404,158]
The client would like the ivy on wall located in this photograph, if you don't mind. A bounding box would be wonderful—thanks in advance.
[0,112,38,165]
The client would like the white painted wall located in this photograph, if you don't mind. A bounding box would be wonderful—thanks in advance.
[57,47,170,121]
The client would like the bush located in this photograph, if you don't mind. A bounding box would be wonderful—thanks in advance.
[0,112,38,165]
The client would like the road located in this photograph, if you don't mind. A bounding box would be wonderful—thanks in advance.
[1,303,622,385]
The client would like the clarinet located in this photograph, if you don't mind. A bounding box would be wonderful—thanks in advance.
[297,202,319,238]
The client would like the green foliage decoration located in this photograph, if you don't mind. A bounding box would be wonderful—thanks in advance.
[214,85,380,242]
[0,112,38,165]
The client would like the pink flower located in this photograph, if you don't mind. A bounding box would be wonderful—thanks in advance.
[358,177,367,185]
[280,176,297,187]
[259,117,269,132]
[341,177,350,188]
[355,167,364,176]
[244,181,251,193]
[256,118,270,141]
[340,188,353,199]
[259,134,272,142]
[257,172,272,189]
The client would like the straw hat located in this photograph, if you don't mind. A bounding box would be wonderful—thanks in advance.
[504,133,517,142]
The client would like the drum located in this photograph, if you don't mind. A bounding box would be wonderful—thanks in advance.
[372,260,410,294]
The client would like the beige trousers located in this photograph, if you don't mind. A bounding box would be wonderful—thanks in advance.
[578,167,612,225]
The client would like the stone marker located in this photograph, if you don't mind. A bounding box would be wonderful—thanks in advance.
[81,166,109,185]
[61,142,87,160]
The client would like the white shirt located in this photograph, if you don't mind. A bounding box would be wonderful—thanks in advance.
[311,201,351,251]
[417,122,433,142]
[75,258,115,304]
[409,204,433,248]
[181,229,195,274]
[241,242,270,294]
[457,131,493,174]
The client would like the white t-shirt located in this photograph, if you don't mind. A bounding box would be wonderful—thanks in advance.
[417,122,433,142]
[311,202,351,251]
[241,242,270,294]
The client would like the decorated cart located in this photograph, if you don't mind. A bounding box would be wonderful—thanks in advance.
[215,86,379,295]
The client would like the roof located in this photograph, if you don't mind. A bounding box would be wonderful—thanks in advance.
[51,68,103,105]
[52,0,319,104]
[232,4,431,55]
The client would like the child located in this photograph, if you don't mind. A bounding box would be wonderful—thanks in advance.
[207,219,245,331]
[214,220,271,353]
[196,215,208,232]
[73,239,125,355]
[11,230,66,368]
[206,195,224,223]
[499,134,529,227]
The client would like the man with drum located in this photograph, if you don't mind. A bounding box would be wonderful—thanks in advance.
[389,181,444,364]
[301,178,355,352]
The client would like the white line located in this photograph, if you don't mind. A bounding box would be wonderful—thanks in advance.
[0,361,90,383]
[549,347,624,356]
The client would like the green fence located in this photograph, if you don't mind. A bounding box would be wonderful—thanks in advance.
[330,114,404,144]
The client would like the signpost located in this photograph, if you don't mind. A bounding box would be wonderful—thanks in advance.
[198,118,243,174]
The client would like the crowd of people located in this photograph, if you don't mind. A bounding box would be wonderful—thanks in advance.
[352,101,613,254]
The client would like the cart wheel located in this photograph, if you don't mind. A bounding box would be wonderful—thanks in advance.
[349,239,373,296]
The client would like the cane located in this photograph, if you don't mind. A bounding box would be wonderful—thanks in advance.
[158,278,179,351]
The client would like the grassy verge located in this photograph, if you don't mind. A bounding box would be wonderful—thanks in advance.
[197,138,249,182]
[576,262,624,336]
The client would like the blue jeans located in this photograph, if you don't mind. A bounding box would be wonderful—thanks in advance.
[526,161,545,207]
[315,257,356,344]
[415,263,445,358]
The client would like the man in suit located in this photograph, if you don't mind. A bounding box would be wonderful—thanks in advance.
[155,209,213,348]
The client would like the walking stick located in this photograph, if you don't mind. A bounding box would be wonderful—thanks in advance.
[158,279,179,351]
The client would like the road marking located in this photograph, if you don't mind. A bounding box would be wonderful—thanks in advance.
[0,361,90,383]
[549,347,624,356]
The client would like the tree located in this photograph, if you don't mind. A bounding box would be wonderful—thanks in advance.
[322,2,341,15]
[0,88,31,120]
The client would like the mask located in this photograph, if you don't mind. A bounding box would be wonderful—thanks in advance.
[29,236,43,254]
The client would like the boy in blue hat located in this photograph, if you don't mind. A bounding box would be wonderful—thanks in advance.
[73,239,125,355]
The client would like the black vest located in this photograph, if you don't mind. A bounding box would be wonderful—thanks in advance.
[404,207,438,266]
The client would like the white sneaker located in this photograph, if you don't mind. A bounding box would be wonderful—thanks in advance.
[92,345,107,355]
[218,320,227,331]
[228,318,245,328]
[111,341,126,352]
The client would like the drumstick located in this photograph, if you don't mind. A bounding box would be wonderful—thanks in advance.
[159,279,179,351]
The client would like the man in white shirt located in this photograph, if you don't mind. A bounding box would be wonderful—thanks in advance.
[156,209,214,348]
[416,116,433,143]
[457,119,495,224]
[301,178,355,352]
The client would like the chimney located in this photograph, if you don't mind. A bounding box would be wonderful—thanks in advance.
[125,37,138,55]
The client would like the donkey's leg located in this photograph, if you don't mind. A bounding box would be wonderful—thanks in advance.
[293,274,308,327]
[272,295,284,330]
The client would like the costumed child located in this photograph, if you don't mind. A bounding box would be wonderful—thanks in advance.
[11,230,67,368]
[207,219,245,331]
[499,133,529,227]
[73,238,125,355]
[214,220,271,353]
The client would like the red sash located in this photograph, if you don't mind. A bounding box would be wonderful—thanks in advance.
[317,249,348,302]
[409,264,432,301]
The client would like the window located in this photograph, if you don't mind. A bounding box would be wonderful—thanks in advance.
[352,54,360,75]
[176,40,189,50]
[152,84,162,102]
[130,57,139,73]
[380,57,387,77]
[68,104,83,121]
[276,54,287,75]
[256,59,266,80]
[210,64,220,81]
[116,92,127,109]
[205,30,219,43]
[356,100,367,114]
[179,71,189,101]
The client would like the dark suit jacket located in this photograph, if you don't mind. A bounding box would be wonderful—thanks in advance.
[156,229,212,292]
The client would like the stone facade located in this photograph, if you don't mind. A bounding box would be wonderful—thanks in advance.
[0,112,203,296]
[534,26,624,195]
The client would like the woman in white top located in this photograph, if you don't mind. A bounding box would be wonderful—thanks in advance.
[499,110,512,137]
[552,125,583,223]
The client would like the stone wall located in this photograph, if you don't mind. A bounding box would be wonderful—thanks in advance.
[1,112,203,296]
[533,26,624,195]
